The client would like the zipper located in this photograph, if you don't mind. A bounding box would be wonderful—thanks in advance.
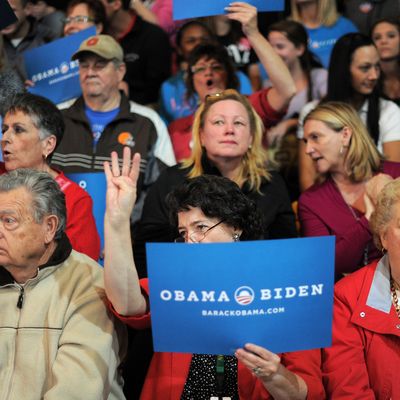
[17,285,25,309]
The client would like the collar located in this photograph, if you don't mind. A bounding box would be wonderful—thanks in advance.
[351,255,400,335]
[64,91,135,124]
[366,254,392,313]
[0,233,72,286]
[199,153,253,194]
[118,11,137,41]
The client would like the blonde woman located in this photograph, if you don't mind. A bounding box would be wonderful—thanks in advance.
[134,89,297,276]
[290,0,357,68]
[298,101,400,280]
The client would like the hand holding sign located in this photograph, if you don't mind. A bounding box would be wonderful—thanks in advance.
[225,2,258,37]
[235,343,308,398]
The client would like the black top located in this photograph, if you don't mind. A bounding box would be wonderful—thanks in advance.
[133,157,297,277]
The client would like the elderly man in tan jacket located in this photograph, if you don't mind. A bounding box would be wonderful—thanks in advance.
[0,168,126,400]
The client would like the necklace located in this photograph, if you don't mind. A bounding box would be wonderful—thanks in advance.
[390,277,400,320]
[333,178,370,265]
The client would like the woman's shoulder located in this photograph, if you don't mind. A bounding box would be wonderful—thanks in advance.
[334,260,379,302]
[54,171,90,199]
[150,163,190,192]
[381,160,400,177]
[298,179,333,205]
[334,15,358,31]
[378,97,400,115]
[310,68,328,83]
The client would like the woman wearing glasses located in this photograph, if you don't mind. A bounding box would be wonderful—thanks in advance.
[63,0,106,37]
[168,2,296,162]
[103,148,325,400]
[134,89,297,276]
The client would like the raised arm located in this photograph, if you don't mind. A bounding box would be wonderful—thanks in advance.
[103,147,147,316]
[226,2,296,112]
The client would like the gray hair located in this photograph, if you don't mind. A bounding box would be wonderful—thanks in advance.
[370,178,400,250]
[0,169,66,240]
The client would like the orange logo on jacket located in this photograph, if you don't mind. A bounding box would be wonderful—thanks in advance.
[118,132,135,147]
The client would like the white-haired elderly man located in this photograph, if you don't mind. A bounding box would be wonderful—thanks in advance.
[0,168,126,399]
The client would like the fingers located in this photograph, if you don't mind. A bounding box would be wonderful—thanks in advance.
[111,151,120,177]
[104,160,113,185]
[107,147,141,179]
[121,146,132,177]
[225,2,257,21]
[235,343,281,379]
[129,152,141,185]
[244,343,279,362]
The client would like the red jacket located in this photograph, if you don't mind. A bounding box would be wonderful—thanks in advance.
[113,279,325,400]
[54,172,100,260]
[323,256,400,399]
[0,163,100,260]
[168,88,285,162]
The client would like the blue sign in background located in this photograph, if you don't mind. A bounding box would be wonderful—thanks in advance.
[24,27,96,104]
[173,0,284,20]
[147,236,335,355]
[66,172,106,264]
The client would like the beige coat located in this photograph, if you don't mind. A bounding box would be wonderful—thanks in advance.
[0,236,126,400]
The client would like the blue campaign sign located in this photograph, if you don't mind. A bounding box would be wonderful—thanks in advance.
[173,0,284,20]
[23,27,96,105]
[147,236,335,355]
[66,172,106,263]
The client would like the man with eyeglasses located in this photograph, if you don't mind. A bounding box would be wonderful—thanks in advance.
[52,34,175,221]
[1,0,51,82]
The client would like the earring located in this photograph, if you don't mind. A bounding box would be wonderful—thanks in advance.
[248,144,252,150]
[339,146,344,155]
[42,153,47,160]
[232,233,240,242]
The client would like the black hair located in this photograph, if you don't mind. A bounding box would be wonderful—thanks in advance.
[3,92,64,162]
[267,19,323,102]
[67,0,107,29]
[325,32,380,144]
[167,175,263,241]
[370,16,400,38]
[175,20,214,49]
[185,43,239,99]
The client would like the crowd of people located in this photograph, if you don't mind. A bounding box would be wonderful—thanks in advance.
[1,0,400,398]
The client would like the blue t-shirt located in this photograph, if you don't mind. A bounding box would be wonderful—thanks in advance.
[85,105,120,148]
[158,70,253,124]
[306,16,358,68]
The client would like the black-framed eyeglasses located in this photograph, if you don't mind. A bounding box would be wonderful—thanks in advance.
[63,15,95,24]
[174,220,225,243]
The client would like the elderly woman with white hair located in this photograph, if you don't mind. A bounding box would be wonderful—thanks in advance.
[323,178,400,398]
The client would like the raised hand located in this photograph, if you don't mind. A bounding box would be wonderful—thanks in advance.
[365,173,393,206]
[104,147,141,227]
[225,2,258,37]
